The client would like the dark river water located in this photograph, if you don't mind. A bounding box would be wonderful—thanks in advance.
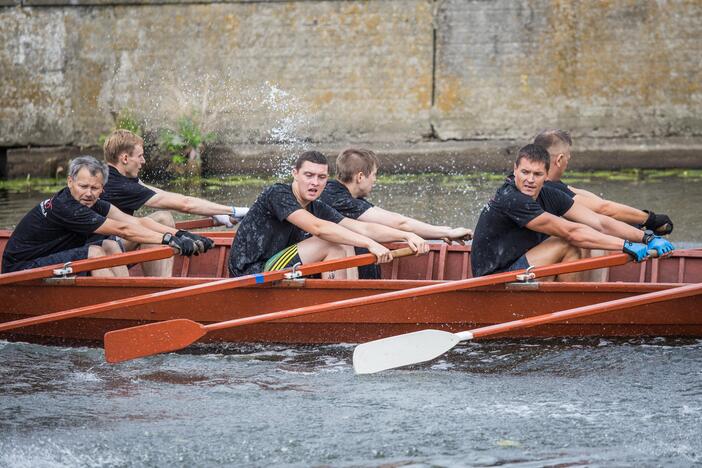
[1,172,701,466]
[1,339,701,466]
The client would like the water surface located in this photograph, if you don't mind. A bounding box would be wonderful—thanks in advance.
[1,172,700,466]
[1,339,701,466]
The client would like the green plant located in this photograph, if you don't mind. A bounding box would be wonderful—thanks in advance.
[98,110,143,145]
[159,116,216,166]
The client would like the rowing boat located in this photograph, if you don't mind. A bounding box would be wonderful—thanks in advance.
[0,228,700,345]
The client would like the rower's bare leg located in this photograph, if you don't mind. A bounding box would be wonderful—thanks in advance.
[580,248,608,282]
[525,236,582,282]
[342,245,359,280]
[122,211,175,277]
[297,236,358,280]
[88,240,129,277]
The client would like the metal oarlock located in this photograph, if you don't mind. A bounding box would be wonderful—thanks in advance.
[52,262,74,278]
[516,265,536,282]
[284,262,303,280]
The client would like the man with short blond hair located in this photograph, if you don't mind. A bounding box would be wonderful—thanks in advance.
[321,147,472,278]
[101,129,247,276]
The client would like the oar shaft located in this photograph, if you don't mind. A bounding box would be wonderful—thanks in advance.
[468,282,702,341]
[206,252,634,332]
[0,246,173,286]
[174,218,216,230]
[1,248,412,333]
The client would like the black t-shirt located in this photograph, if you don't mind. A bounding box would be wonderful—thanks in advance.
[228,183,345,277]
[320,180,374,219]
[320,179,379,279]
[101,166,156,215]
[2,188,111,272]
[470,177,574,277]
[544,179,576,198]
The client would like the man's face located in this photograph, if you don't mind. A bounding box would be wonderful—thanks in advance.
[67,167,105,207]
[121,145,145,178]
[356,166,377,198]
[292,161,329,203]
[513,158,548,199]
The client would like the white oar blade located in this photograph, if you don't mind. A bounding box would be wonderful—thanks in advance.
[353,329,461,374]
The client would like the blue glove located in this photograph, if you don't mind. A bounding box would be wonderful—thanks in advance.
[623,241,648,262]
[647,236,675,257]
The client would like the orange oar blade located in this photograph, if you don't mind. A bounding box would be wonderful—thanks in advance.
[104,319,205,363]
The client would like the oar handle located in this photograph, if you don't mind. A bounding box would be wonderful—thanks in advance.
[174,218,216,230]
[390,247,415,259]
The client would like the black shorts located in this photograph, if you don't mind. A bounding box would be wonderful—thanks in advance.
[6,237,124,274]
[8,245,91,273]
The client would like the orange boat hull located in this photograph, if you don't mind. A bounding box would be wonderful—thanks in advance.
[0,230,700,344]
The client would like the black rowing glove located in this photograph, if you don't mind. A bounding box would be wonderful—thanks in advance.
[175,230,215,254]
[162,232,197,256]
[641,210,673,235]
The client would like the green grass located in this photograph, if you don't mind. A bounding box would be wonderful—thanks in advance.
[0,177,65,194]
[2,169,700,194]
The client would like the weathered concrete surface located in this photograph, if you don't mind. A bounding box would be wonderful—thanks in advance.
[5,146,89,178]
[1,0,701,170]
[202,137,702,175]
[8,137,700,178]
[1,1,433,146]
[0,8,73,145]
[434,0,702,140]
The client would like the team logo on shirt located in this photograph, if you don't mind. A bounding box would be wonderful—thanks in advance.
[39,198,53,217]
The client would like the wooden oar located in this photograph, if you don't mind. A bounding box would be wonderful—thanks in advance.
[174,218,216,230]
[104,251,638,363]
[353,280,702,374]
[0,247,414,336]
[0,246,173,286]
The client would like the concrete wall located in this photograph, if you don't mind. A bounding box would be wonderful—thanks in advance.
[1,0,701,153]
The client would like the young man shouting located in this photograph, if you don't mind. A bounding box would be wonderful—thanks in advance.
[228,151,429,279]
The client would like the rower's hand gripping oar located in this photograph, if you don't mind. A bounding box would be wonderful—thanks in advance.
[104,250,641,363]
[0,246,174,286]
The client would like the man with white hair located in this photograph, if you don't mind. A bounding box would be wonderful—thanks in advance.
[2,156,207,276]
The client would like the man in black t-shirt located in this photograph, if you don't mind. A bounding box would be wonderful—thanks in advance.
[101,130,248,276]
[228,151,429,279]
[534,129,673,235]
[320,147,473,279]
[2,156,204,275]
[471,145,674,279]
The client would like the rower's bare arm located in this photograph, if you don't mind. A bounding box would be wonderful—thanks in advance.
[571,187,647,224]
[358,207,448,239]
[286,209,371,249]
[95,217,163,245]
[339,217,428,254]
[106,205,175,236]
[142,184,233,216]
[564,202,645,243]
[525,212,625,251]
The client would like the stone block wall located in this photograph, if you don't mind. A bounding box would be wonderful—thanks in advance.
[1,0,701,154]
